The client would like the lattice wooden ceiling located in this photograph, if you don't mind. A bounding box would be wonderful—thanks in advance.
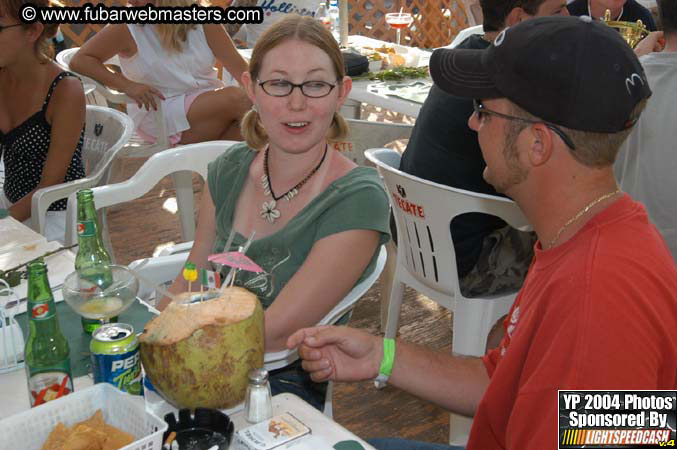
[346,0,471,48]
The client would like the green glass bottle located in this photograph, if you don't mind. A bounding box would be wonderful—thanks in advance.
[74,189,117,334]
[24,260,73,407]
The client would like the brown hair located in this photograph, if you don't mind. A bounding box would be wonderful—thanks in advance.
[505,100,648,167]
[480,0,549,32]
[0,0,59,62]
[658,0,677,34]
[241,14,349,149]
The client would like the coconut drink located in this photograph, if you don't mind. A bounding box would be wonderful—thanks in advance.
[139,287,264,409]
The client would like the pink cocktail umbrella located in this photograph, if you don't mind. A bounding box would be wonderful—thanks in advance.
[208,252,264,274]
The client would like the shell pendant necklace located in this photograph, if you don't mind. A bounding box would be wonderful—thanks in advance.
[260,144,328,223]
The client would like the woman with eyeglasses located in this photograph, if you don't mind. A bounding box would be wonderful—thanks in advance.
[70,0,251,144]
[0,0,85,242]
[162,15,390,410]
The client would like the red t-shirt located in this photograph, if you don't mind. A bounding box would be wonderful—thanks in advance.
[468,195,677,450]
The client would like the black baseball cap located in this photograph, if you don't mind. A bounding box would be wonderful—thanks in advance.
[429,16,652,133]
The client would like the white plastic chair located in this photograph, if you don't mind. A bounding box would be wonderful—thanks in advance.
[65,141,239,255]
[339,98,362,119]
[338,119,413,166]
[30,105,134,244]
[128,244,387,418]
[56,47,171,155]
[365,148,529,445]
[58,48,203,242]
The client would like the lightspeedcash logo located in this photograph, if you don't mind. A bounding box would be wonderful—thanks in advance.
[19,2,263,24]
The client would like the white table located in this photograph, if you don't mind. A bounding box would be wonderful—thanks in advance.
[0,216,76,377]
[0,369,94,420]
[0,216,46,256]
[346,35,432,118]
[144,386,375,448]
[231,393,375,449]
[0,368,374,450]
[0,216,75,308]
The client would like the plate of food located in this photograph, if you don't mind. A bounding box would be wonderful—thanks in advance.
[357,44,422,70]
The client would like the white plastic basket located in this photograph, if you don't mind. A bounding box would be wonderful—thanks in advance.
[0,383,167,450]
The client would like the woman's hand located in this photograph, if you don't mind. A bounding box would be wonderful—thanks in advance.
[122,80,165,110]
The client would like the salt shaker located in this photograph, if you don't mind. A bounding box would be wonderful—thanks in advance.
[244,368,272,423]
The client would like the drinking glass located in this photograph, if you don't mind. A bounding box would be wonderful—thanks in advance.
[385,12,414,45]
[62,265,138,326]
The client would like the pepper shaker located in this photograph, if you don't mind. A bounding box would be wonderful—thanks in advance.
[244,368,272,423]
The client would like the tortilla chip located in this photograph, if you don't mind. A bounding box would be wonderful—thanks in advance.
[41,423,70,450]
[102,424,135,450]
[40,409,135,450]
[61,424,107,450]
[78,411,105,431]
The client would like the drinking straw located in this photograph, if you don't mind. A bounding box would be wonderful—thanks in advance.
[221,230,256,291]
[220,227,237,285]
[127,262,180,305]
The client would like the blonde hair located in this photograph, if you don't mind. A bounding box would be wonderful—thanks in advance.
[152,0,201,53]
[1,0,59,62]
[507,100,648,167]
[241,14,349,149]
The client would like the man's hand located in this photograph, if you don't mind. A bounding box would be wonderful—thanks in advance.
[287,326,383,383]
[123,80,165,110]
[635,31,665,57]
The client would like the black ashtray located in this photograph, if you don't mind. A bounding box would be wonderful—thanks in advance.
[163,408,234,450]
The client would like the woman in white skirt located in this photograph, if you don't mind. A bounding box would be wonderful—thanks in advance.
[71,0,251,145]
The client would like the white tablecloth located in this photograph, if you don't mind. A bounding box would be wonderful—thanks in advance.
[346,35,432,118]
[0,368,375,450]
[0,217,46,255]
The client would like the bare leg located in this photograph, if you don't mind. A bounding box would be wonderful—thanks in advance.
[179,86,251,144]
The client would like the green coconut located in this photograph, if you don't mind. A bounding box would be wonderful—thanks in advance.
[139,287,264,409]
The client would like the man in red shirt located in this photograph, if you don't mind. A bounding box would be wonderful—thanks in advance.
[288,16,677,450]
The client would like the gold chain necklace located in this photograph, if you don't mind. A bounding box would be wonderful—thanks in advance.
[547,189,621,249]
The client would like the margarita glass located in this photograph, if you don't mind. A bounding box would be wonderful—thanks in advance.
[385,12,414,45]
[62,265,138,324]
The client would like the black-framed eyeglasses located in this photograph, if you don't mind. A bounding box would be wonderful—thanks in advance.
[473,99,576,150]
[257,79,338,98]
[0,23,23,32]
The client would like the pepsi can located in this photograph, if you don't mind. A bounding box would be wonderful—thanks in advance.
[90,323,142,395]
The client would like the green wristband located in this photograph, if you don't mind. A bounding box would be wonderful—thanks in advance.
[378,338,395,377]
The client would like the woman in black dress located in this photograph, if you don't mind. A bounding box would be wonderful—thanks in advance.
[0,0,85,242]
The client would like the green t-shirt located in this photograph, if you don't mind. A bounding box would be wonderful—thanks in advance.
[207,142,391,308]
